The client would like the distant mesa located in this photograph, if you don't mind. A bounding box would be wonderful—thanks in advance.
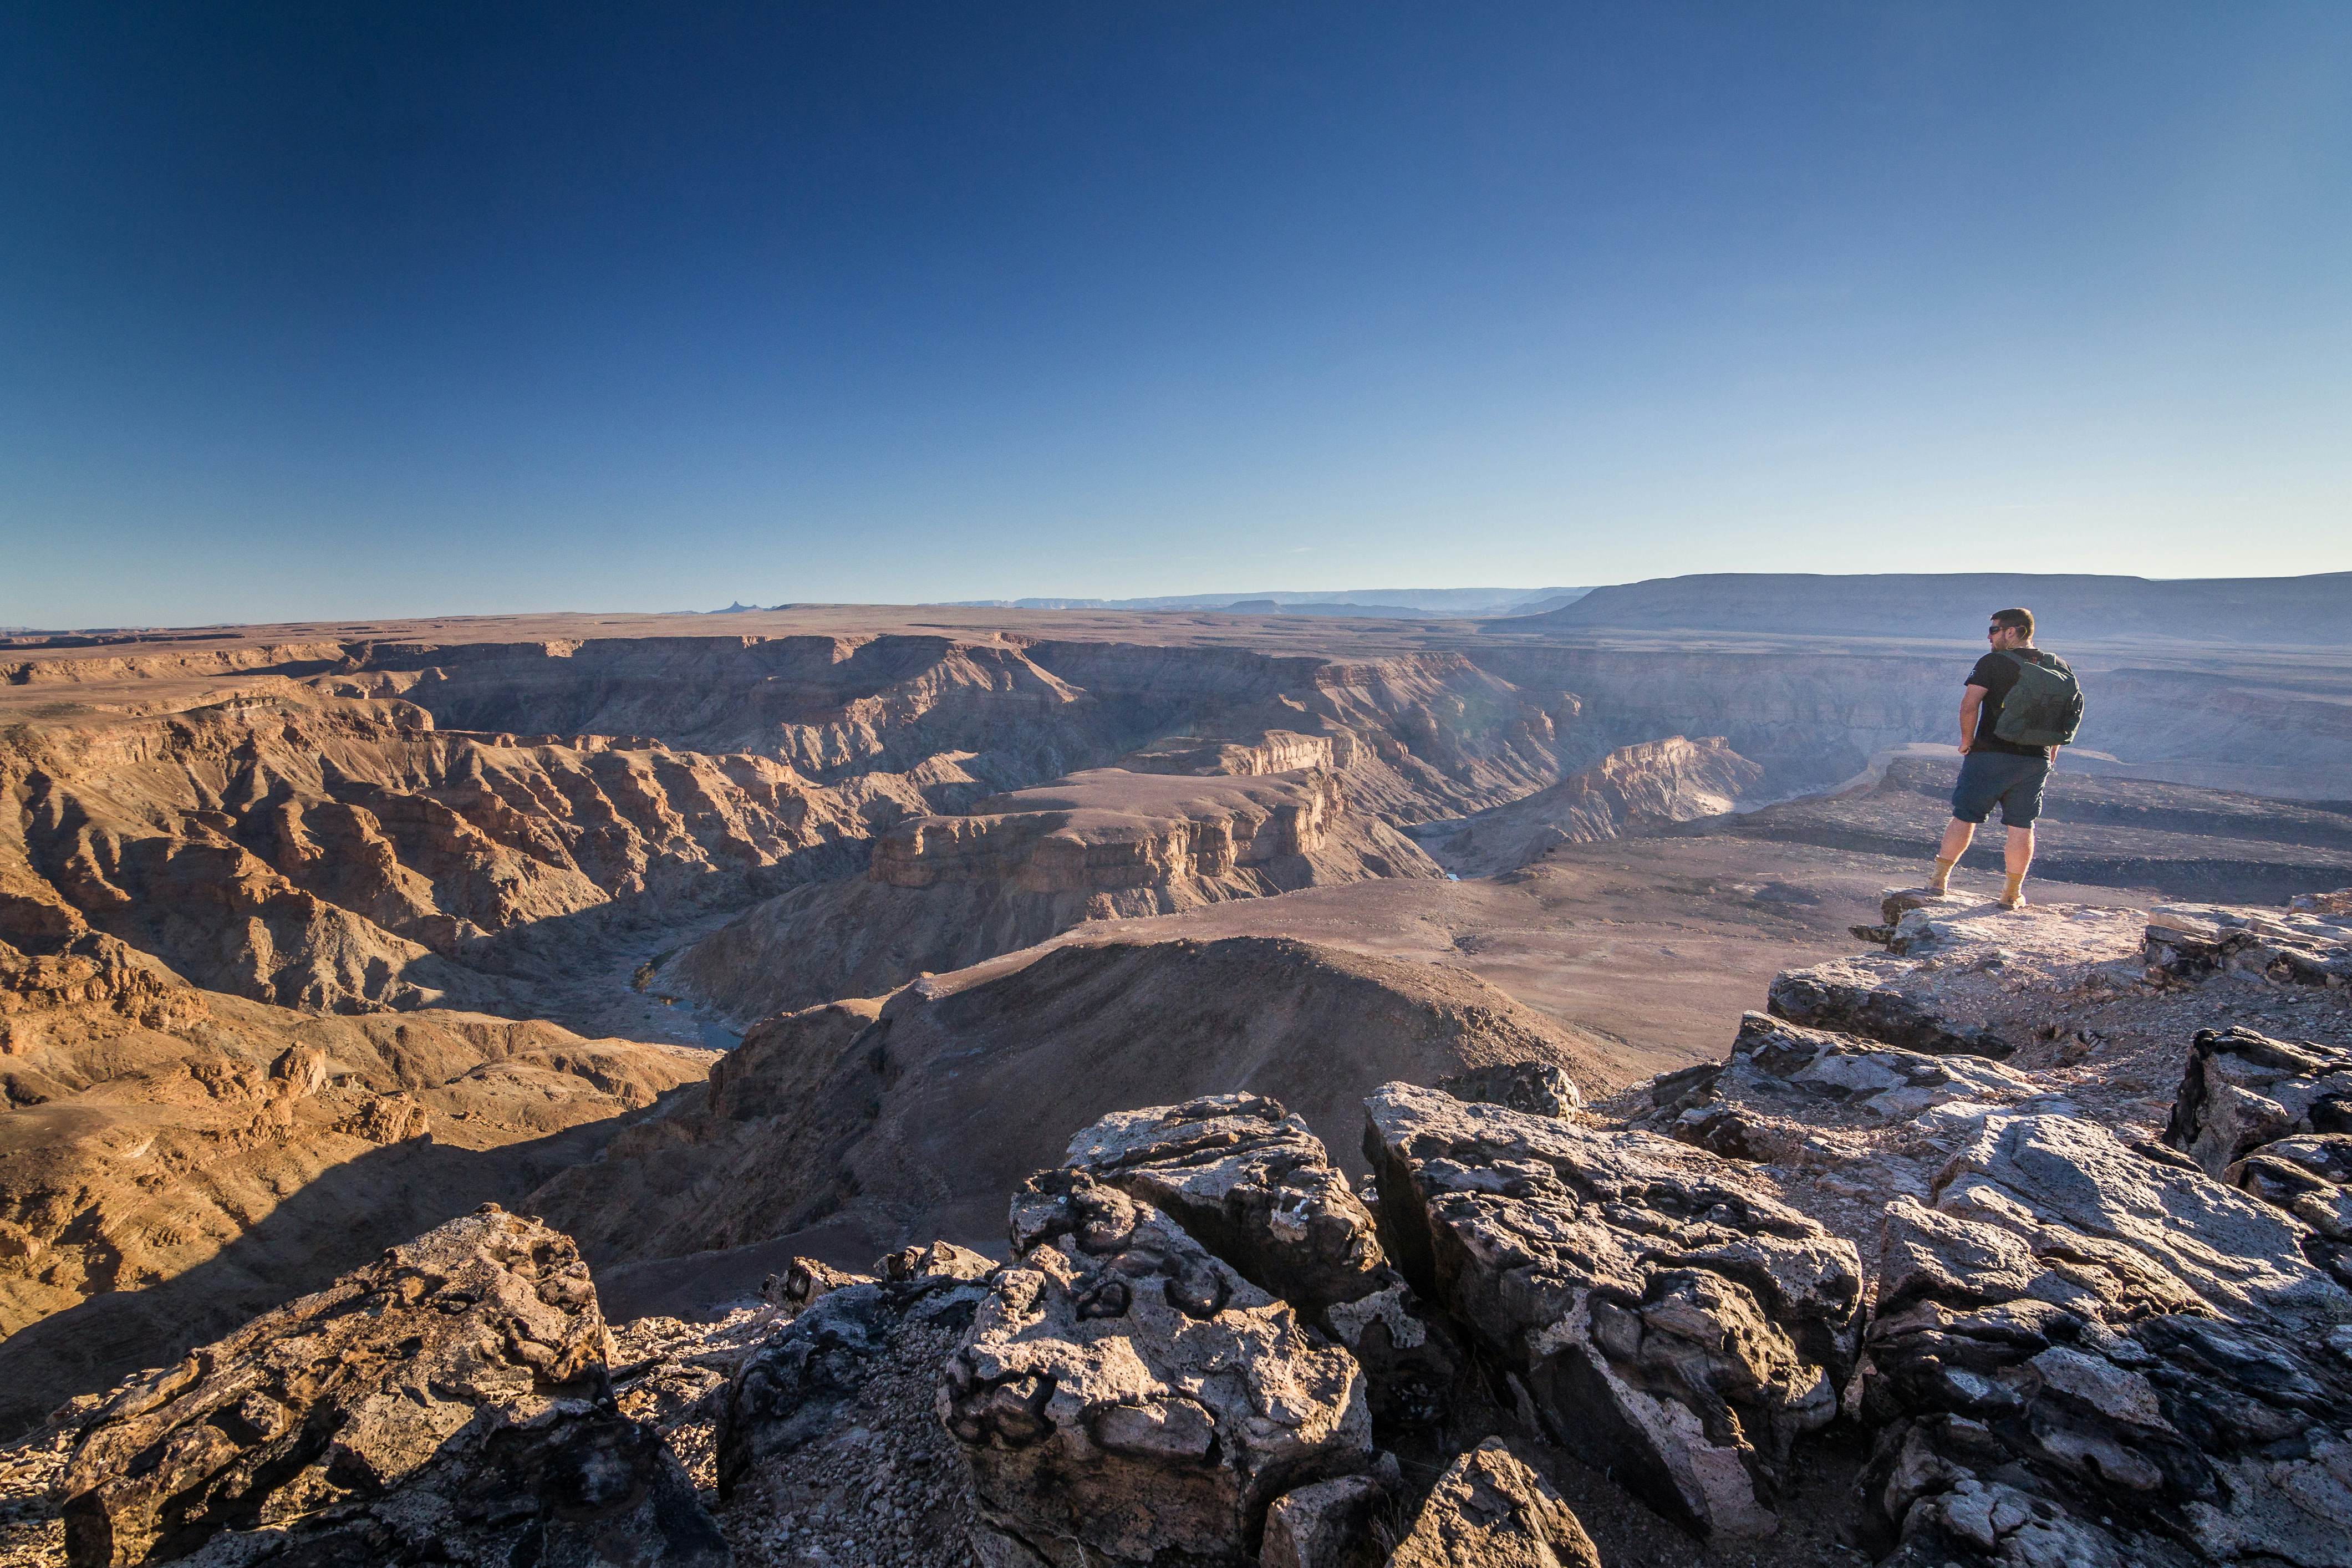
[937,586,1593,618]
[1516,569,2352,645]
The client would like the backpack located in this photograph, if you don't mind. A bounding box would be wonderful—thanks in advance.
[1993,651,2085,747]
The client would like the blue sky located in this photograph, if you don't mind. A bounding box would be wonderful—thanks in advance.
[3,2,2347,627]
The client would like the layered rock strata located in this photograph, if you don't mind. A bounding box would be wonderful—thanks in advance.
[1416,736,1762,875]
[2167,1025,2352,1287]
[1362,1082,1865,1537]
[0,943,711,1435]
[667,768,1438,1024]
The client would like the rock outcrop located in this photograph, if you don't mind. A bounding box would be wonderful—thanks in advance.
[1430,1061,1580,1118]
[57,1206,726,1566]
[1769,895,2151,1059]
[2166,1025,2352,1287]
[1062,1096,1388,1323]
[1363,1082,1864,1537]
[941,1169,1373,1566]
[2145,900,2352,987]
[1255,1466,1396,1568]
[1061,1096,1468,1443]
[719,1271,995,1560]
[1861,1110,2352,1567]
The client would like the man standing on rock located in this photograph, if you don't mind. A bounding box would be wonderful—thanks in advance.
[1927,607,2083,909]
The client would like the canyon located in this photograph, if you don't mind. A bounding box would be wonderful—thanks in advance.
[4,582,2351,1566]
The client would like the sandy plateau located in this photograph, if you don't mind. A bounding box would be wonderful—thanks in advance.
[4,597,2352,1567]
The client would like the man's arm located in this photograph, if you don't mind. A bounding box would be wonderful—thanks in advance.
[1958,685,1987,754]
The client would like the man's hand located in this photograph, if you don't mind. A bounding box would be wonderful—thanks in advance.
[1958,685,1987,755]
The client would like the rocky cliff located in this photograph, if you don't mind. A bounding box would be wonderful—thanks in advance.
[663,768,1440,1024]
[1419,736,1763,875]
[2,633,1588,1034]
[0,929,713,1435]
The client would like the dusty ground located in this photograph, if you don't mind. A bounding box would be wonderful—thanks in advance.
[1043,837,2152,1081]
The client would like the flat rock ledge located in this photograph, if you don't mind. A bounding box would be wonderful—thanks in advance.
[1362,1081,1864,1539]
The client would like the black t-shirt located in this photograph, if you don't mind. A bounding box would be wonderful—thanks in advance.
[1967,651,2055,761]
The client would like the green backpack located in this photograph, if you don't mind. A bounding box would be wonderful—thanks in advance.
[1993,651,2086,747]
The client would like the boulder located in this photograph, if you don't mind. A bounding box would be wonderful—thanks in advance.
[1862,1110,2352,1567]
[1638,1011,2042,1160]
[1063,1096,1387,1322]
[57,1205,725,1567]
[939,1169,1373,1566]
[1362,1082,1864,1538]
[1385,1439,1601,1568]
[1065,1096,1468,1443]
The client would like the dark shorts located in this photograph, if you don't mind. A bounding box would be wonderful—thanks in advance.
[1952,751,2051,827]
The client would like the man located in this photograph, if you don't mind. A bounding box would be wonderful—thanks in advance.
[1927,607,2068,909]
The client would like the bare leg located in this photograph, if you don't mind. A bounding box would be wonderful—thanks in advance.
[1928,818,1976,892]
[2002,825,2035,907]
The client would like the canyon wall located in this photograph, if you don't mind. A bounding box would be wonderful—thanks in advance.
[1422,736,1766,876]
[664,767,1440,1023]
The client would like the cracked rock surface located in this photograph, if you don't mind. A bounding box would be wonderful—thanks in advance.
[1637,1010,2045,1162]
[1362,1081,1864,1538]
[941,1169,1373,1566]
[1862,1109,2352,1567]
[56,1205,725,1567]
[1062,1096,1470,1448]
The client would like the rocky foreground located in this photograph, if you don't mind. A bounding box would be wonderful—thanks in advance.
[4,888,2349,1566]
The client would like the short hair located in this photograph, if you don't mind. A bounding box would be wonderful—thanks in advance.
[1991,607,2035,637]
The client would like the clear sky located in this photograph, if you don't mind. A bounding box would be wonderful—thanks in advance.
[3,3,2347,627]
